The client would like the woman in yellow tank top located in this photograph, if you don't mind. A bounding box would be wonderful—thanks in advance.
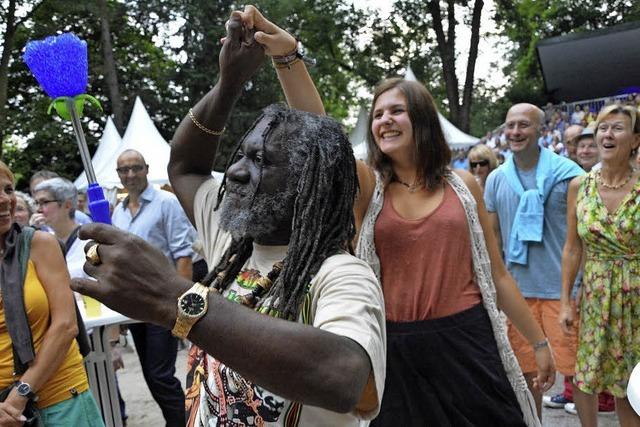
[0,161,104,426]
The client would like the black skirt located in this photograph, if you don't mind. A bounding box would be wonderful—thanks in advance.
[371,303,526,427]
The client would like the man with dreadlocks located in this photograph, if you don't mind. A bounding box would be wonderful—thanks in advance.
[71,11,385,427]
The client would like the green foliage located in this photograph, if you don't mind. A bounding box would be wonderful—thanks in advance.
[468,80,510,136]
[4,0,181,188]
[4,0,385,180]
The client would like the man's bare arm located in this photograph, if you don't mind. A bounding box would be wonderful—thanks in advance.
[72,223,373,413]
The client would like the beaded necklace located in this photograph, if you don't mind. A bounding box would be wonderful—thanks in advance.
[208,254,284,312]
[596,169,634,190]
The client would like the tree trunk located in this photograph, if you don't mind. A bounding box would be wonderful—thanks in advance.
[459,0,484,133]
[427,0,461,126]
[0,0,18,156]
[428,0,484,133]
[97,0,125,134]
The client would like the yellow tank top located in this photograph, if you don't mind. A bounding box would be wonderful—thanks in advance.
[0,260,88,408]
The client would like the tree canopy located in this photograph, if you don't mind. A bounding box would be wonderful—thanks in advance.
[0,0,636,189]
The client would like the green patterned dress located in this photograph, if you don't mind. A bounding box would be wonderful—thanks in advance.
[574,171,640,397]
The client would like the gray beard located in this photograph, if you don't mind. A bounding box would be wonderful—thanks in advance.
[218,184,296,242]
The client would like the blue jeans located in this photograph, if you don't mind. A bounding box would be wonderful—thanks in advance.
[129,323,185,427]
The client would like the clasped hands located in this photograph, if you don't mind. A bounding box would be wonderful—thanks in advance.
[219,5,298,84]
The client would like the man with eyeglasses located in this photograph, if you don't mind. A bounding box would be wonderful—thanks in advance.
[111,149,195,427]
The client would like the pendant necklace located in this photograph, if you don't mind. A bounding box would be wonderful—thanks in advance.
[394,178,423,193]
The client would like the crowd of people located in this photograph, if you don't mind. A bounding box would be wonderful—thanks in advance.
[0,5,638,427]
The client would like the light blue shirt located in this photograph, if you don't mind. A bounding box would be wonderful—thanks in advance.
[452,157,468,170]
[484,165,570,299]
[75,210,92,225]
[111,185,195,264]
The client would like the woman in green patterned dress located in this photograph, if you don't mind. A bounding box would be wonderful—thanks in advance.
[559,103,640,427]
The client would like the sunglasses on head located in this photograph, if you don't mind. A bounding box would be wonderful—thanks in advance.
[469,159,489,168]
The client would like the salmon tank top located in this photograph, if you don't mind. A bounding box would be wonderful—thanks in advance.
[374,182,482,322]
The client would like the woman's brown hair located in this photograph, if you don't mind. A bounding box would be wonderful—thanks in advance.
[366,78,451,189]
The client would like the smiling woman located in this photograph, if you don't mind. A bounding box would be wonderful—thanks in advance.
[559,103,640,426]
[0,162,104,427]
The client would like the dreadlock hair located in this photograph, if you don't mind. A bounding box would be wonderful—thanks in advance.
[201,104,358,320]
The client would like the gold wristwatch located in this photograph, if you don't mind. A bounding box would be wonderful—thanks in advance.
[172,282,210,339]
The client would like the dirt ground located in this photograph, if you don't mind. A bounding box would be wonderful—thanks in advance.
[116,334,619,427]
[116,335,188,426]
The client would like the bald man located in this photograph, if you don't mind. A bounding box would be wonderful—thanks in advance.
[483,103,585,418]
[563,124,583,163]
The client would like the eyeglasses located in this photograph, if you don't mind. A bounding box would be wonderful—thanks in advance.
[35,199,59,208]
[469,160,489,168]
[116,165,145,175]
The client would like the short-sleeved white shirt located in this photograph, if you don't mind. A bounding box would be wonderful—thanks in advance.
[192,178,386,426]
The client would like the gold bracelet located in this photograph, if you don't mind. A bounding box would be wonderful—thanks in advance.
[188,109,225,136]
[272,57,301,70]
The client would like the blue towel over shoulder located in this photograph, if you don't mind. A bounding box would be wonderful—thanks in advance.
[502,148,584,266]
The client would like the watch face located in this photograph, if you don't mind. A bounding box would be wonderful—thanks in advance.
[180,293,206,316]
[17,382,30,395]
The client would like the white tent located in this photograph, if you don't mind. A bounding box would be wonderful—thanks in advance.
[74,116,123,191]
[91,96,172,190]
[438,114,479,150]
[349,106,369,160]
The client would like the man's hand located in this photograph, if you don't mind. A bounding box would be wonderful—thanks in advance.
[219,12,265,89]
[71,223,192,328]
[237,5,297,56]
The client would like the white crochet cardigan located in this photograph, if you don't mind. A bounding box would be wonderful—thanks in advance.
[355,170,541,427]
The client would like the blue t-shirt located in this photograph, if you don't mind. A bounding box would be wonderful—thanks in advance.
[484,166,570,299]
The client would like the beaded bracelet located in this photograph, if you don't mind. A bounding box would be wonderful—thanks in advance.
[188,109,225,136]
[533,338,549,351]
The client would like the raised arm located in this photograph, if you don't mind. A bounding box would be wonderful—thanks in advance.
[168,13,265,223]
[558,176,584,334]
[238,5,325,115]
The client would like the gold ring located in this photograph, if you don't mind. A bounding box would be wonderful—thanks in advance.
[86,243,101,266]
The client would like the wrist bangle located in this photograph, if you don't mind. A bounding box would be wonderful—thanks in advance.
[533,338,549,351]
[188,109,225,136]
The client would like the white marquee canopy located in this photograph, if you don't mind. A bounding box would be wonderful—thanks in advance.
[75,96,171,191]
